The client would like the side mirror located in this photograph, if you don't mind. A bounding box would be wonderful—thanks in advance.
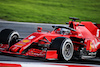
[37,27,42,32]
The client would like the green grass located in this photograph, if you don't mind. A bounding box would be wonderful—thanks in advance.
[0,0,100,24]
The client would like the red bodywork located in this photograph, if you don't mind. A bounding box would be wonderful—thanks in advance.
[0,20,100,60]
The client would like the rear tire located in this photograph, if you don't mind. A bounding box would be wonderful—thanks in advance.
[50,37,74,61]
[96,49,100,58]
[0,29,20,47]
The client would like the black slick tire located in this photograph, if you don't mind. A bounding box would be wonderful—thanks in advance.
[0,29,20,47]
[50,37,74,61]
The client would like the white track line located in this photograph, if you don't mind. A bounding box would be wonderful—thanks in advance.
[0,61,99,67]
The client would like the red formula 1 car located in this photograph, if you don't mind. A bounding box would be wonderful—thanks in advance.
[0,17,100,61]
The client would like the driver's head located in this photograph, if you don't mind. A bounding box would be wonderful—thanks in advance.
[55,28,61,34]
[61,28,70,35]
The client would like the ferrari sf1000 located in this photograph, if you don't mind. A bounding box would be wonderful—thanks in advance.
[0,17,100,61]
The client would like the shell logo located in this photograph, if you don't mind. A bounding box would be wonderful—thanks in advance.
[22,39,30,43]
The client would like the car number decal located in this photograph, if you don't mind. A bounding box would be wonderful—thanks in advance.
[96,29,99,37]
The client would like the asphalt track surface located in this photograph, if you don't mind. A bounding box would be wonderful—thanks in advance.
[0,20,100,67]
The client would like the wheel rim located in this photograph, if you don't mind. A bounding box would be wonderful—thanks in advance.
[62,41,73,61]
[9,35,18,47]
[64,43,71,57]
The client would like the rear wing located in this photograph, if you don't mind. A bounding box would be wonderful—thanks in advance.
[81,22,100,38]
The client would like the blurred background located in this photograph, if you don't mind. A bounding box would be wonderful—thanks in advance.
[0,0,100,24]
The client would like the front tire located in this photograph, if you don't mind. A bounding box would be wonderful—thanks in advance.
[0,29,20,47]
[50,37,74,61]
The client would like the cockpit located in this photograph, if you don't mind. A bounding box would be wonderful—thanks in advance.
[52,26,76,35]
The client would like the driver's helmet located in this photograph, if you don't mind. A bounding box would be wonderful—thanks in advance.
[55,28,61,34]
[60,28,70,35]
